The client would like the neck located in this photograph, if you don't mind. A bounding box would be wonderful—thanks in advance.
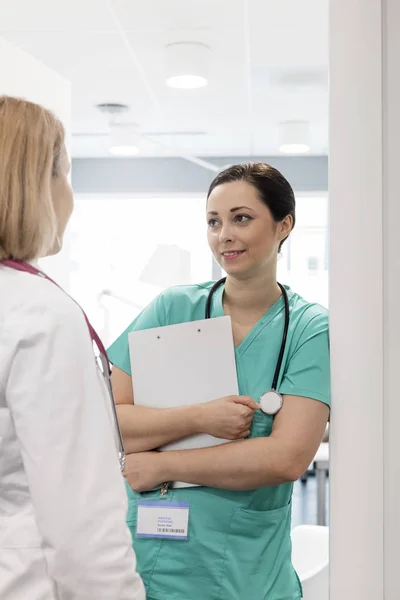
[223,270,282,314]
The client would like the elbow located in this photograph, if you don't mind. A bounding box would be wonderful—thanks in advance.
[281,465,304,483]
[277,454,309,483]
[115,405,136,453]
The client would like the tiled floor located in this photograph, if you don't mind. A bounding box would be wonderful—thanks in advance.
[291,474,330,528]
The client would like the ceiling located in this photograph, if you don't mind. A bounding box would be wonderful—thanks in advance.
[0,0,329,159]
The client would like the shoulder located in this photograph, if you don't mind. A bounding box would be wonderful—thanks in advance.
[156,281,215,324]
[279,289,330,404]
[289,289,328,324]
[160,281,215,301]
[287,288,329,346]
[107,281,216,372]
[110,281,215,338]
[0,266,86,334]
[0,267,89,385]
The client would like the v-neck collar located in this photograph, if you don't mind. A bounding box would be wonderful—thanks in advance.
[209,281,292,355]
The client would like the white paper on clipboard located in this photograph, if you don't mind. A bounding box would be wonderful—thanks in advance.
[128,316,238,487]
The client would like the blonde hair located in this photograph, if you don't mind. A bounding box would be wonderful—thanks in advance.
[0,96,65,260]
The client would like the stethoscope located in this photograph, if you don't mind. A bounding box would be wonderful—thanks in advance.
[1,259,126,472]
[205,277,290,416]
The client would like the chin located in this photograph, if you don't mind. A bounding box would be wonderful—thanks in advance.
[220,263,253,279]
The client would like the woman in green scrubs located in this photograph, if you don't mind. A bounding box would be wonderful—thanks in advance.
[108,162,330,600]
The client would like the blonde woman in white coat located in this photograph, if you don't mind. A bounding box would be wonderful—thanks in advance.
[0,96,145,600]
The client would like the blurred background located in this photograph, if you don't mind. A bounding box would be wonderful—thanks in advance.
[0,0,328,346]
[0,0,329,531]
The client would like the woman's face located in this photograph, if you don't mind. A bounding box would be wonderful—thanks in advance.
[206,180,292,279]
[50,145,74,255]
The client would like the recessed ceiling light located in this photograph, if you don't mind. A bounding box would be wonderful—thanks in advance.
[108,125,140,156]
[279,143,310,154]
[165,42,211,90]
[166,75,208,89]
[109,145,139,156]
[279,121,310,155]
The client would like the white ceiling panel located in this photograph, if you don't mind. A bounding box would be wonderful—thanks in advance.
[0,31,124,74]
[0,0,329,158]
[248,0,329,68]
[114,0,245,33]
[0,0,113,31]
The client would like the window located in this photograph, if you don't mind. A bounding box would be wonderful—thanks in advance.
[67,195,211,346]
[66,193,328,346]
[278,195,328,308]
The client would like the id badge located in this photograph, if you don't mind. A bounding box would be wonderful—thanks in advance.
[136,501,189,540]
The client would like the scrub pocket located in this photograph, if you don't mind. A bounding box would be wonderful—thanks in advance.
[145,486,233,600]
[125,481,164,589]
[249,408,273,439]
[219,502,302,600]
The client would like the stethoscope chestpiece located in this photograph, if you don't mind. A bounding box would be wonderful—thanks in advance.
[259,390,283,415]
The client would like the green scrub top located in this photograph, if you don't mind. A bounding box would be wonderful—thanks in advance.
[108,281,330,600]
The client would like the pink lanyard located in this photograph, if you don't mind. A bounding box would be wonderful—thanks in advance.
[2,259,110,373]
[2,259,126,470]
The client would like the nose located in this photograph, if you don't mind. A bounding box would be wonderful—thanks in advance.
[218,222,235,243]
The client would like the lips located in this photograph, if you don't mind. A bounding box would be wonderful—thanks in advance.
[221,250,245,260]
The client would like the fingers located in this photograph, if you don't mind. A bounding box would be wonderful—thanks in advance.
[233,396,260,411]
[238,429,251,439]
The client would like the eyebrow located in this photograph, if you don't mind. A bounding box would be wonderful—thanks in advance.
[207,206,254,216]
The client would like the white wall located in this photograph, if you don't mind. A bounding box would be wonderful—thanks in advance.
[0,36,70,124]
[330,0,400,598]
[0,35,71,288]
[382,1,400,597]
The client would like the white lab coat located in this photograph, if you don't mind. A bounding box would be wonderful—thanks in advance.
[0,265,146,600]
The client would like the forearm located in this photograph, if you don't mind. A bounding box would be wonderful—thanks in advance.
[160,437,298,490]
[116,404,202,453]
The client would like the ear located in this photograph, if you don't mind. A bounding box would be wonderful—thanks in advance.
[278,214,293,241]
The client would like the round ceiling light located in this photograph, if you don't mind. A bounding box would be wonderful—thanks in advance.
[280,143,310,154]
[165,42,211,89]
[279,121,310,154]
[167,74,208,90]
[108,125,140,156]
[109,145,139,157]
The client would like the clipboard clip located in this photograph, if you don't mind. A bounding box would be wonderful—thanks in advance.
[160,482,170,496]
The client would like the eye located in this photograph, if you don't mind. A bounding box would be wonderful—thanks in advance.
[208,218,218,228]
[235,214,251,223]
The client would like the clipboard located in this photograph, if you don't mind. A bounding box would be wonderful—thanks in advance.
[128,316,238,485]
